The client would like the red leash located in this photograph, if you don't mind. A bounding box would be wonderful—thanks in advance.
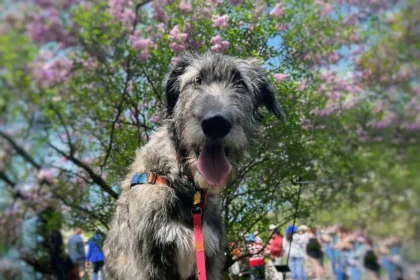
[193,190,208,280]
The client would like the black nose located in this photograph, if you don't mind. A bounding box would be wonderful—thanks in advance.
[201,113,232,139]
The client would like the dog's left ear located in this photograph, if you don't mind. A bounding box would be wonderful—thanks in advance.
[162,57,190,117]
[246,59,285,121]
[258,76,286,121]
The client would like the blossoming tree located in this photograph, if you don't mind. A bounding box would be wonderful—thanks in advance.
[0,0,418,276]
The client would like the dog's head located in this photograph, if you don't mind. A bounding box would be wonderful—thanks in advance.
[163,53,285,193]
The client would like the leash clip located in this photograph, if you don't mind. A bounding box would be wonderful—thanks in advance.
[191,207,202,217]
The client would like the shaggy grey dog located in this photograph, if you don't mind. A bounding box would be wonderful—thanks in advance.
[103,53,284,280]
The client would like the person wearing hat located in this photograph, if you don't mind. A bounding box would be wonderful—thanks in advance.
[298,225,313,278]
[283,225,306,280]
[265,224,284,266]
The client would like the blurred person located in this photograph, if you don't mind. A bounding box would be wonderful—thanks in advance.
[321,226,336,275]
[85,232,105,280]
[334,226,352,280]
[379,238,394,280]
[247,233,265,280]
[283,225,306,280]
[68,227,86,279]
[266,224,283,265]
[363,238,381,280]
[49,230,80,280]
[306,226,324,280]
[297,225,312,277]
[231,235,252,280]
[348,234,367,280]
[390,237,404,280]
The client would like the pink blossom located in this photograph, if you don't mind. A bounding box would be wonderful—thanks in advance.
[210,35,229,53]
[326,91,342,100]
[33,58,73,87]
[153,5,166,21]
[170,42,186,52]
[26,13,77,47]
[275,24,289,31]
[343,97,360,110]
[129,33,156,62]
[373,136,383,142]
[213,15,229,28]
[350,32,359,42]
[296,80,306,91]
[171,56,181,67]
[301,118,313,130]
[303,53,312,61]
[274,73,289,81]
[27,22,45,43]
[408,123,420,131]
[35,0,53,8]
[323,3,333,15]
[121,8,136,28]
[168,25,188,53]
[372,102,384,113]
[108,0,135,28]
[317,84,327,94]
[150,114,160,124]
[130,37,155,51]
[38,169,54,182]
[345,14,358,26]
[138,50,151,62]
[60,0,77,8]
[269,3,283,17]
[179,0,192,12]
[328,52,339,63]
[228,0,242,5]
[385,14,395,24]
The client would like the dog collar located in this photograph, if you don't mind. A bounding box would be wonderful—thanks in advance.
[130,173,168,187]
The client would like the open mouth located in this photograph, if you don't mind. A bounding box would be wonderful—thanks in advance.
[196,144,232,187]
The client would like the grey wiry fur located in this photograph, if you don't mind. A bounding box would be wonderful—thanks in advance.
[103,53,284,280]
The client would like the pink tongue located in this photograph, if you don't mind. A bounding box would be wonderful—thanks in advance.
[197,145,232,186]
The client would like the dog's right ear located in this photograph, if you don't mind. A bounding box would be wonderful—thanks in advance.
[163,58,190,117]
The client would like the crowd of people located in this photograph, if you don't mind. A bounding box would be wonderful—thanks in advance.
[48,227,105,280]
[229,224,409,280]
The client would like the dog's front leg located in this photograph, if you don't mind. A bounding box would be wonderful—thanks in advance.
[153,222,197,280]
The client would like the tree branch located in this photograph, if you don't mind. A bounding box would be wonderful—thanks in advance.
[48,142,118,199]
[0,131,41,170]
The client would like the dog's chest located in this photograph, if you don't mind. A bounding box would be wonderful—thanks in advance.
[173,222,220,279]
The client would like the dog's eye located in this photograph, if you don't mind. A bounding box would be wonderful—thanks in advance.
[192,76,201,86]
